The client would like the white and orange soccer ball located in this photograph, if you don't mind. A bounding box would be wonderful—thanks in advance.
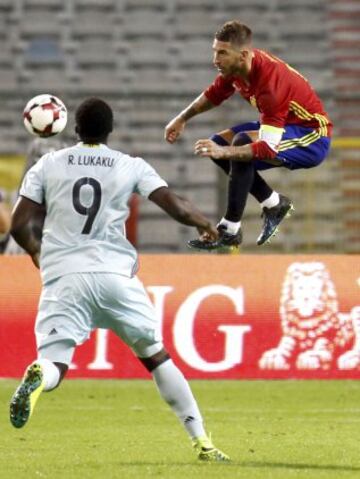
[23,94,67,137]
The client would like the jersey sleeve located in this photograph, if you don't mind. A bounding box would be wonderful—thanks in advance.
[19,155,46,204]
[134,158,168,198]
[204,74,235,106]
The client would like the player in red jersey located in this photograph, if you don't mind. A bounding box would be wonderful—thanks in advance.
[165,21,332,250]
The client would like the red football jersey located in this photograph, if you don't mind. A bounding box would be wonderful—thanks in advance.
[204,48,332,138]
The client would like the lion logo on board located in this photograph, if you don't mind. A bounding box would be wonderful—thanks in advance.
[259,262,360,370]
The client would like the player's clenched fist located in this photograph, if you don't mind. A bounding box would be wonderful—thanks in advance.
[164,116,186,143]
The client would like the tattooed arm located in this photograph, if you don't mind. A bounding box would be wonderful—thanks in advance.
[164,93,215,144]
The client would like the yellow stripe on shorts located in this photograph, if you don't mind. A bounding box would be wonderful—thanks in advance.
[278,130,321,152]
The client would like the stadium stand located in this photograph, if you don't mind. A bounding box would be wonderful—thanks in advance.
[0,0,358,253]
[329,0,360,253]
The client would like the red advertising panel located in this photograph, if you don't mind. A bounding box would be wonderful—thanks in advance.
[0,255,359,379]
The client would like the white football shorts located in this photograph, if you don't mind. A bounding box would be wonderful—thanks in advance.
[35,272,162,362]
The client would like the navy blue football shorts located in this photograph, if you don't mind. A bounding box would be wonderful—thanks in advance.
[229,121,331,171]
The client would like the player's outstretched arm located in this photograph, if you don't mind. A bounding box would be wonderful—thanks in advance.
[149,186,217,239]
[164,93,215,144]
[11,196,45,268]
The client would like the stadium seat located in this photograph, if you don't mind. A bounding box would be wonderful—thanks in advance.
[120,11,171,40]
[216,0,270,11]
[278,11,327,41]
[0,0,12,11]
[126,69,179,96]
[173,11,218,39]
[184,160,218,186]
[174,0,217,12]
[19,67,73,93]
[125,102,179,128]
[175,40,212,68]
[74,40,118,68]
[123,0,167,11]
[17,11,67,38]
[0,69,18,93]
[126,40,171,69]
[0,0,353,253]
[74,0,117,9]
[75,69,123,94]
[176,68,216,94]
[23,37,64,65]
[0,45,14,67]
[70,11,115,39]
[137,217,183,251]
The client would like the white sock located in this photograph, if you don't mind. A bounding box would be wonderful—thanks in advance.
[152,359,205,439]
[34,358,60,391]
[218,217,241,235]
[261,191,280,209]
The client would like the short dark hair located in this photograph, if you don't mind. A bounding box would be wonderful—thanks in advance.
[75,97,113,142]
[215,21,252,47]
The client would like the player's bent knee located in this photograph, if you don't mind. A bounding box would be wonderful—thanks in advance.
[231,131,253,147]
[212,128,235,144]
[211,133,230,147]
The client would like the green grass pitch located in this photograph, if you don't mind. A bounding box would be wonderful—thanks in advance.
[1,379,360,479]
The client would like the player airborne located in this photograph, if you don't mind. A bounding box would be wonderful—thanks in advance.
[9,98,229,462]
[165,21,332,251]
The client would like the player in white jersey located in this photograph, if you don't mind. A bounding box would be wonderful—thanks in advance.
[9,98,229,462]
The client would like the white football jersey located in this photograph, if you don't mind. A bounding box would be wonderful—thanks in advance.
[20,142,167,284]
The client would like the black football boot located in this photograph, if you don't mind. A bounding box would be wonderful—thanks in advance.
[188,224,242,253]
[257,194,294,246]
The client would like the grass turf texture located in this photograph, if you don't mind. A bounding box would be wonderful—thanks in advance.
[1,380,360,479]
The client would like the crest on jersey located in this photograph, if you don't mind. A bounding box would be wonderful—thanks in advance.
[249,95,257,108]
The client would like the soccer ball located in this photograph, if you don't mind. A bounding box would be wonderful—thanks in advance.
[23,94,67,137]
